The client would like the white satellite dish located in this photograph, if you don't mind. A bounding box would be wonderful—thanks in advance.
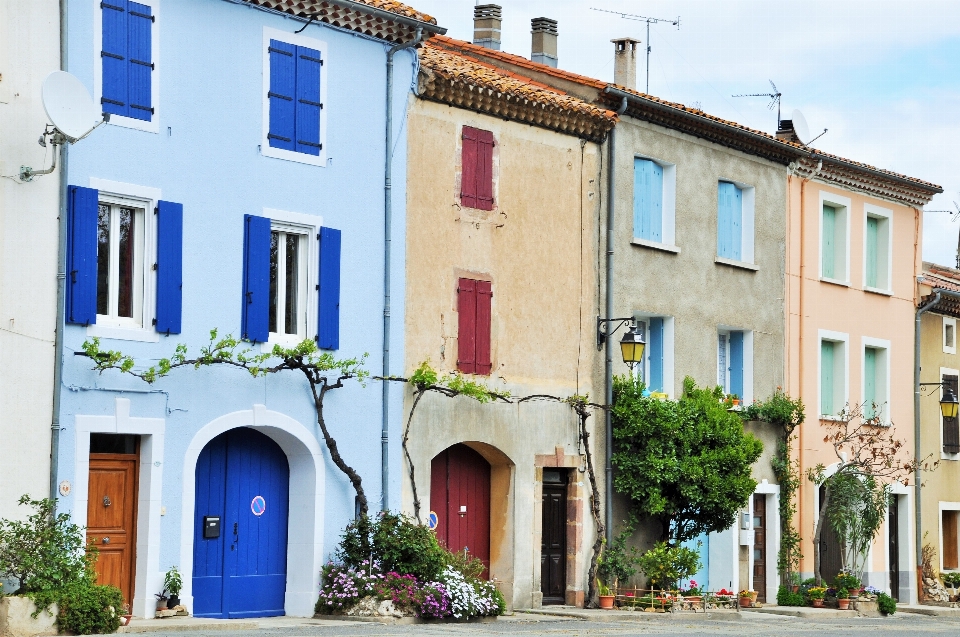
[791,109,810,145]
[42,71,99,141]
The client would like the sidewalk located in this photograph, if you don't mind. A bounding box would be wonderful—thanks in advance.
[118,616,370,633]
[896,604,960,617]
[515,606,742,622]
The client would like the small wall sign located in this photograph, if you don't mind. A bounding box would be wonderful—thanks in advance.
[251,495,266,516]
[58,480,72,497]
[427,511,438,530]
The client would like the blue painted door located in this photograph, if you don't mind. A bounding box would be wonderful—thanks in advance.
[193,428,289,618]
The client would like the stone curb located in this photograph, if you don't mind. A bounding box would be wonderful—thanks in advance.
[118,620,259,633]
[896,604,960,617]
[515,607,742,622]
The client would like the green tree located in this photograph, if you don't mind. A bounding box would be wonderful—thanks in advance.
[612,376,762,544]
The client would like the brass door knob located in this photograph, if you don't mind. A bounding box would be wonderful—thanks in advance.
[102,537,110,545]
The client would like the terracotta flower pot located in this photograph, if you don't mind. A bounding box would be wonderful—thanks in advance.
[739,597,751,608]
[848,588,861,598]
[599,595,615,609]
[838,598,850,610]
[812,599,824,608]
[791,585,800,593]
[749,591,759,603]
[120,615,133,626]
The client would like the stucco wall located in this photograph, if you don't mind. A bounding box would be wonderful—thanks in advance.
[403,97,603,608]
[0,0,60,521]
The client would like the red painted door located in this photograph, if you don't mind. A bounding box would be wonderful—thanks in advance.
[431,444,491,577]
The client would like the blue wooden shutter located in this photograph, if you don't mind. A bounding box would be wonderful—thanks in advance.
[101,0,128,117]
[866,216,878,288]
[648,317,664,393]
[822,205,836,278]
[717,182,742,260]
[864,347,876,419]
[66,186,99,325]
[821,340,835,414]
[633,159,663,242]
[295,46,322,155]
[155,200,183,334]
[729,331,744,399]
[241,215,271,342]
[268,40,296,151]
[317,227,341,350]
[127,1,153,121]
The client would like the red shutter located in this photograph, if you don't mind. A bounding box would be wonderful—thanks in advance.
[457,278,477,374]
[476,129,494,211]
[476,280,492,375]
[461,127,479,209]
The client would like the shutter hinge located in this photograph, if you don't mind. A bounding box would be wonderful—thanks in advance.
[315,284,319,291]
[100,51,124,60]
[131,59,155,69]
[131,104,155,114]
[129,10,155,21]
[316,232,320,240]
[153,263,158,271]
[154,207,158,215]
[152,318,157,325]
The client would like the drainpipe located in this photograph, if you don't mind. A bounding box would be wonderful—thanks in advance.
[50,0,69,502]
[603,96,628,545]
[381,28,423,512]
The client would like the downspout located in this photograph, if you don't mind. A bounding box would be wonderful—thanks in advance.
[381,27,422,512]
[50,0,69,502]
[604,96,628,545]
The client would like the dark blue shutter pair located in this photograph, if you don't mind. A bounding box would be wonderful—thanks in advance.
[729,331,744,399]
[240,216,339,347]
[267,39,322,155]
[101,0,154,121]
[66,185,182,332]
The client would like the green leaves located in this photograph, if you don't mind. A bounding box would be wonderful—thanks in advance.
[635,542,701,590]
[407,361,510,402]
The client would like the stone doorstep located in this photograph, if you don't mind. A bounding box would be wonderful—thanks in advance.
[897,604,960,617]
[515,607,742,622]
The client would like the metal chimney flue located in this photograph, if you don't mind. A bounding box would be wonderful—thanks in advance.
[611,37,640,91]
[474,4,502,50]
[531,17,558,68]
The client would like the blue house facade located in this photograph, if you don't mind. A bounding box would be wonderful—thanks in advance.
[54,0,440,618]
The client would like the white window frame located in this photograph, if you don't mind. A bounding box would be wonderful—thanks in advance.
[717,326,754,403]
[861,336,891,425]
[633,313,675,399]
[86,178,159,343]
[714,179,756,266]
[819,191,852,286]
[863,203,893,294]
[941,366,960,461]
[939,502,960,573]
[92,0,161,134]
[818,329,849,417]
[260,208,323,350]
[261,27,328,167]
[631,156,678,252]
[944,317,956,355]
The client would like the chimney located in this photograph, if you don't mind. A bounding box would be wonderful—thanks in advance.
[776,120,801,144]
[611,37,641,90]
[473,4,502,51]
[531,17,558,68]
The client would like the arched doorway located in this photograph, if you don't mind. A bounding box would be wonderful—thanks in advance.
[431,444,491,576]
[818,484,843,584]
[192,427,290,618]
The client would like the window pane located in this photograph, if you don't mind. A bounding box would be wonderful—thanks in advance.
[821,341,835,414]
[284,234,299,335]
[822,205,836,279]
[866,216,878,288]
[269,231,279,334]
[117,207,135,318]
[97,204,110,315]
[864,347,877,418]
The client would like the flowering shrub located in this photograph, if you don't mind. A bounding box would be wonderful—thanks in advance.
[315,560,383,613]
[416,582,450,618]
[436,566,500,618]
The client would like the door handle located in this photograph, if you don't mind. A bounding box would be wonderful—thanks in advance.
[103,496,112,507]
[102,537,110,545]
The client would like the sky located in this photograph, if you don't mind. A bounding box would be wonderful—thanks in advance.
[410,0,960,267]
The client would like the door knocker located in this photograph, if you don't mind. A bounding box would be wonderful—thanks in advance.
[103,496,112,507]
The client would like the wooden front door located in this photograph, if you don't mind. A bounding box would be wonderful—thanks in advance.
[818,485,843,583]
[752,494,766,602]
[430,444,491,577]
[540,470,567,604]
[87,443,139,608]
[888,495,900,600]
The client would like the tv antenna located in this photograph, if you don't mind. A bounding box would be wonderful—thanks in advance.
[926,197,960,268]
[20,71,109,182]
[590,7,680,94]
[733,80,782,128]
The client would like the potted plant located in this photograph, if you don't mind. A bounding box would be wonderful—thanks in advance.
[155,589,169,611]
[835,571,861,598]
[164,566,183,608]
[595,526,641,610]
[596,579,615,610]
[807,586,827,607]
[738,589,753,608]
[787,571,802,593]
[120,603,132,626]
[837,587,850,610]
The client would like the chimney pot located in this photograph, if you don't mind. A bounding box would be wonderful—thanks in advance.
[611,37,640,91]
[531,17,558,68]
[776,119,801,144]
[474,4,502,51]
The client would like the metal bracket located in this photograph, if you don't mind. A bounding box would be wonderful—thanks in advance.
[596,316,635,351]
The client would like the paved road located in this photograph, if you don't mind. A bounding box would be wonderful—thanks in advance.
[130,612,960,637]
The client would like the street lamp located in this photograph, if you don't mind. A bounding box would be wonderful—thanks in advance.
[942,385,959,419]
[619,323,646,368]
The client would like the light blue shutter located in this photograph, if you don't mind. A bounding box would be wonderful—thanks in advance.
[155,200,183,334]
[729,331,744,399]
[295,46,322,155]
[66,186,100,325]
[821,341,835,414]
[717,182,742,260]
[864,347,876,419]
[127,1,153,121]
[317,227,341,350]
[633,159,663,242]
[648,317,664,393]
[866,216,878,288]
[101,1,127,118]
[268,40,296,151]
[241,215,271,342]
[822,205,836,278]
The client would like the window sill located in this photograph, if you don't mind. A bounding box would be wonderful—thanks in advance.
[863,286,893,297]
[715,257,758,272]
[819,415,844,422]
[260,334,310,352]
[108,114,159,134]
[260,143,327,167]
[631,238,680,254]
[86,323,160,343]
[942,452,960,461]
[820,277,850,288]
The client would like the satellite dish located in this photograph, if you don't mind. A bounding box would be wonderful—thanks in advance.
[791,109,810,145]
[42,71,99,141]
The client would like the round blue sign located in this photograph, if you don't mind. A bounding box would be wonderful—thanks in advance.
[251,495,266,516]
[427,511,438,530]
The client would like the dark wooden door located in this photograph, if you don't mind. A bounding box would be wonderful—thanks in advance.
[87,452,139,608]
[431,444,491,577]
[540,471,567,604]
[819,485,843,583]
[753,494,766,602]
[888,495,900,600]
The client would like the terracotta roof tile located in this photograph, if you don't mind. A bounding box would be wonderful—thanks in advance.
[249,0,435,23]
[243,0,437,43]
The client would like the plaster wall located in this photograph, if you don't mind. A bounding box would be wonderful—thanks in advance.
[785,176,920,597]
[0,0,60,520]
[403,98,603,608]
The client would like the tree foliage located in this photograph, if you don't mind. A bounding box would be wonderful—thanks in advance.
[612,376,762,544]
